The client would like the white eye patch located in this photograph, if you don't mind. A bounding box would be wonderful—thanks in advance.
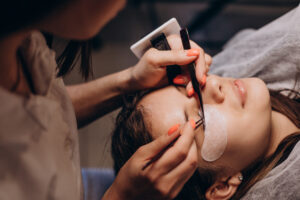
[200,104,227,162]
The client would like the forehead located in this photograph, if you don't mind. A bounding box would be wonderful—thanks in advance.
[139,86,187,138]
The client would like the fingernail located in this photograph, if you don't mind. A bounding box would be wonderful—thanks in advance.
[187,88,194,97]
[186,49,200,57]
[189,119,196,129]
[201,74,207,85]
[173,75,185,85]
[168,124,180,136]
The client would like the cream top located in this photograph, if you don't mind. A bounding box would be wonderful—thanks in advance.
[0,32,83,200]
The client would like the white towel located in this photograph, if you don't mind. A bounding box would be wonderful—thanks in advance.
[210,4,300,92]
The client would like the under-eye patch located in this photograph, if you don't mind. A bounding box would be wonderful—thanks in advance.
[200,104,227,162]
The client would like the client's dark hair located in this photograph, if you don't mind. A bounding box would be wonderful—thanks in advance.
[111,88,300,200]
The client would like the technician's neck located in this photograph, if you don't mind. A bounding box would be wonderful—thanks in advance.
[266,111,299,157]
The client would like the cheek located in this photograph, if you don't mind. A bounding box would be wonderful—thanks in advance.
[227,78,272,152]
[224,105,272,169]
[237,78,272,156]
[88,0,125,26]
[76,0,125,38]
[247,78,271,115]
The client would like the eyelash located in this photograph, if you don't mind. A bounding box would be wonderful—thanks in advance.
[196,109,205,130]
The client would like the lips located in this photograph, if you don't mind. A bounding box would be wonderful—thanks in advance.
[233,79,247,107]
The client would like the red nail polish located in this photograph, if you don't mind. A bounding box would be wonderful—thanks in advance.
[173,76,185,85]
[189,119,196,129]
[186,49,200,57]
[187,88,194,96]
[168,124,180,136]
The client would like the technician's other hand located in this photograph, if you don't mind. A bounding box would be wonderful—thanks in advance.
[165,35,212,96]
[168,35,212,83]
[184,47,211,97]
[102,120,200,200]
[128,46,200,90]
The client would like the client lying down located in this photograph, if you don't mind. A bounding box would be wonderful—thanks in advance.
[112,72,299,199]
[112,5,300,199]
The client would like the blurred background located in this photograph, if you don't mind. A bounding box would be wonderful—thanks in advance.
[60,0,299,168]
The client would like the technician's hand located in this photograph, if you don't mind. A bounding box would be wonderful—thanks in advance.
[184,47,211,97]
[102,120,200,200]
[166,35,212,96]
[128,47,201,90]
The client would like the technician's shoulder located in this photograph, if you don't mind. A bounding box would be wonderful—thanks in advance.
[0,31,82,200]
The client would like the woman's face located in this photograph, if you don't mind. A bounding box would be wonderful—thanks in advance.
[139,75,272,172]
[39,0,126,39]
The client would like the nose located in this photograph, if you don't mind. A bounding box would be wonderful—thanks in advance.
[203,75,225,104]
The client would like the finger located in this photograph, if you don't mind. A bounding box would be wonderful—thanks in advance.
[144,48,199,67]
[205,63,210,74]
[205,53,212,66]
[165,142,198,197]
[166,36,208,85]
[189,41,209,81]
[150,120,196,175]
[194,48,207,85]
[190,41,212,69]
[167,34,185,50]
[137,124,181,161]
[167,34,202,53]
[185,81,194,97]
[173,74,189,85]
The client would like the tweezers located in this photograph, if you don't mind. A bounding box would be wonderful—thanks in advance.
[143,30,206,171]
[180,28,205,130]
[151,29,205,130]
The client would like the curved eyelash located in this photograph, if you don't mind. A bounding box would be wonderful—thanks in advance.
[196,110,205,130]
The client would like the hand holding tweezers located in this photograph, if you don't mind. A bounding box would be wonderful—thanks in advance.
[143,29,206,170]
[150,28,205,130]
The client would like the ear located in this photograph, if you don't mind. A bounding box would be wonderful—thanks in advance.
[205,172,242,200]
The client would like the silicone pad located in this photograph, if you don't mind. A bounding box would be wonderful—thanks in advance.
[201,104,228,162]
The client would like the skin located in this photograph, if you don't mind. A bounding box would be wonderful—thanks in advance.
[34,1,297,198]
[0,0,212,199]
[139,74,299,198]
[39,0,127,40]
[1,0,297,199]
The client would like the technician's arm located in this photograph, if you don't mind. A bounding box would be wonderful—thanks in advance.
[67,48,200,128]
[66,67,133,127]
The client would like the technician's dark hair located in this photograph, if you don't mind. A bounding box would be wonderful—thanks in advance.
[0,0,93,80]
[56,39,93,80]
[111,87,300,199]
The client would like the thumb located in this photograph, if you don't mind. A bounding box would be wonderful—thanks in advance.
[144,48,199,67]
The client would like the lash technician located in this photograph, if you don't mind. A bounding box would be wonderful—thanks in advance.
[0,0,212,200]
